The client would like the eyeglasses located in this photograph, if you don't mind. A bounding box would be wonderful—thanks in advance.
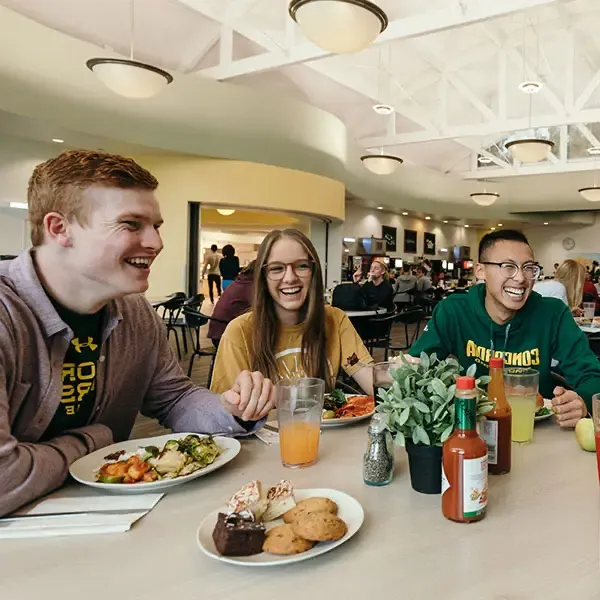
[263,260,314,281]
[480,261,541,280]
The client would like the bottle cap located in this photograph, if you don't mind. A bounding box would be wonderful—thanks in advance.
[456,376,476,390]
[489,357,504,368]
[368,413,389,433]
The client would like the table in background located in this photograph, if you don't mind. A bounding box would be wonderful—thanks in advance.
[1,422,597,600]
[344,308,388,319]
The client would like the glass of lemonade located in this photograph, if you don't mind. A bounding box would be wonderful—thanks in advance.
[277,378,325,468]
[373,361,395,404]
[504,368,539,444]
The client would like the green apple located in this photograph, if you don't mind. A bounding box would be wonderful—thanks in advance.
[575,418,596,452]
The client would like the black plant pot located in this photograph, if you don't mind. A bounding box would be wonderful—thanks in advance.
[405,442,442,495]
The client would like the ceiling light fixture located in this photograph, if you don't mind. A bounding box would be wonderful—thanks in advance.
[443,220,448,223]
[373,103,394,115]
[478,156,493,164]
[543,222,549,225]
[491,227,496,230]
[87,1,172,98]
[288,0,388,54]
[376,206,383,210]
[217,209,236,216]
[498,223,503,227]
[587,147,600,155]
[578,187,600,202]
[401,211,408,216]
[343,237,356,243]
[464,224,470,228]
[52,138,64,144]
[361,152,403,175]
[425,216,431,220]
[9,202,28,210]
[471,191,500,207]
[506,21,554,163]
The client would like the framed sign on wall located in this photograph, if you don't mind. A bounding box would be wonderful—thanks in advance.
[424,232,436,255]
[404,229,417,254]
[382,225,397,252]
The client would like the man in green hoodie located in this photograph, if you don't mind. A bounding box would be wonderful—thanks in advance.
[409,230,599,427]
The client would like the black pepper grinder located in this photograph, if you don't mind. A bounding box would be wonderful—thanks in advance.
[363,414,394,486]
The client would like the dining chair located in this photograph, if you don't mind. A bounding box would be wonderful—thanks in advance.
[360,312,397,361]
[183,307,217,385]
[390,308,426,353]
[156,296,186,359]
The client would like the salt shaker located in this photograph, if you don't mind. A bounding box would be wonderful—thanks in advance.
[363,413,394,486]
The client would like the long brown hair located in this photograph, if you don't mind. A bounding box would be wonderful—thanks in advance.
[251,229,327,384]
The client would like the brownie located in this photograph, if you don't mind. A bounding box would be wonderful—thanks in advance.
[212,512,266,556]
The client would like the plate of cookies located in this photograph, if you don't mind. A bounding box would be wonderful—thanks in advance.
[197,480,364,566]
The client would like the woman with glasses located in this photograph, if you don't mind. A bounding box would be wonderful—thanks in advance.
[210,229,374,395]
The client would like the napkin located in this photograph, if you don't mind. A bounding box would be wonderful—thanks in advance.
[0,491,164,539]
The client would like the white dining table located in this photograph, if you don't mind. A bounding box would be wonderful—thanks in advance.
[344,308,388,318]
[1,420,597,600]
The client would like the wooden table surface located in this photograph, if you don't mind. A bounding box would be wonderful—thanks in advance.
[1,420,597,600]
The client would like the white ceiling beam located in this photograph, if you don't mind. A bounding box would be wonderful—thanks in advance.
[574,70,600,112]
[360,109,600,147]
[219,26,233,69]
[177,32,220,73]
[498,47,508,120]
[196,0,564,79]
[455,139,514,171]
[576,123,600,148]
[564,30,575,113]
[460,157,600,179]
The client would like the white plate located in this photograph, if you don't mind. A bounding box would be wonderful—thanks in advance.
[197,488,364,567]
[321,394,375,428]
[69,433,241,494]
[535,398,554,422]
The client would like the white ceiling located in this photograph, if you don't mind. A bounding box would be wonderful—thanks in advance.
[2,0,600,221]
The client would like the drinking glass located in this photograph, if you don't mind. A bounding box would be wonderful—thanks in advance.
[373,361,395,405]
[276,378,325,468]
[584,302,595,320]
[504,368,539,444]
[593,394,600,483]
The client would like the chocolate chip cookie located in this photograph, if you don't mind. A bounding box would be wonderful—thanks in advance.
[291,512,347,542]
[262,524,314,555]
[282,497,338,524]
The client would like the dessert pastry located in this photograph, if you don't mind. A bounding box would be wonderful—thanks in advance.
[212,512,266,556]
[283,497,338,524]
[291,512,347,542]
[262,524,314,555]
[262,480,296,522]
[227,480,268,520]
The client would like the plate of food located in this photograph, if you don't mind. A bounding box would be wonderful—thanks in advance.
[69,433,241,493]
[197,480,364,567]
[535,398,555,422]
[321,390,375,427]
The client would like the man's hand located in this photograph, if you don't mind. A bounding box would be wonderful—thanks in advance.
[221,371,275,422]
[551,386,587,428]
[352,269,362,284]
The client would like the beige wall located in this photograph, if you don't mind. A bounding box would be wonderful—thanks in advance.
[136,155,345,298]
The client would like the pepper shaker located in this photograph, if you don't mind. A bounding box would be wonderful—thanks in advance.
[363,413,394,486]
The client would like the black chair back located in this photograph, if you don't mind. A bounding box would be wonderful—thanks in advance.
[361,313,397,360]
[184,294,205,309]
[392,308,426,351]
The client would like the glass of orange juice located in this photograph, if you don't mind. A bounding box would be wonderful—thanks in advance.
[277,377,325,468]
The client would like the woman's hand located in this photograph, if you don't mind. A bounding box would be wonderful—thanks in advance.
[572,306,584,317]
[551,386,587,428]
[221,371,276,422]
[352,269,362,284]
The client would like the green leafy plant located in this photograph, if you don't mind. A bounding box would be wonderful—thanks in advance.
[376,353,493,448]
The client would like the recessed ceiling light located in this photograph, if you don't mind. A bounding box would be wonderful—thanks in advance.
[588,147,600,155]
[543,222,549,225]
[478,156,493,164]
[518,80,543,94]
[377,206,383,210]
[425,216,431,220]
[498,223,503,227]
[464,224,470,228]
[443,220,448,224]
[373,103,394,115]
[52,138,64,143]
[401,211,408,216]
[491,227,496,230]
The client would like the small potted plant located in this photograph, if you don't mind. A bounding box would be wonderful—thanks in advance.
[376,353,493,494]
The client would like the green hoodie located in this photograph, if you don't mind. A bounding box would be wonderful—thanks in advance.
[409,284,600,411]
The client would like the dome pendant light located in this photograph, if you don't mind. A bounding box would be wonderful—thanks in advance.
[360,152,403,175]
[288,0,388,54]
[471,181,500,207]
[506,19,553,163]
[87,1,172,98]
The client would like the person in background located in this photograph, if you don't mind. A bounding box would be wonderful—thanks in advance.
[352,259,395,312]
[553,262,560,276]
[0,150,275,518]
[416,266,432,293]
[211,229,374,395]
[208,260,255,347]
[393,263,416,311]
[202,244,222,304]
[591,260,600,284]
[582,269,600,314]
[408,229,599,426]
[219,244,240,291]
[534,259,585,313]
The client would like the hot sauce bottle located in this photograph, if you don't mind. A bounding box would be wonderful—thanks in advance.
[442,376,488,523]
[480,357,511,475]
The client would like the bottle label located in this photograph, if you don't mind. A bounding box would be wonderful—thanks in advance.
[463,456,488,518]
[480,420,498,465]
[441,463,450,495]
